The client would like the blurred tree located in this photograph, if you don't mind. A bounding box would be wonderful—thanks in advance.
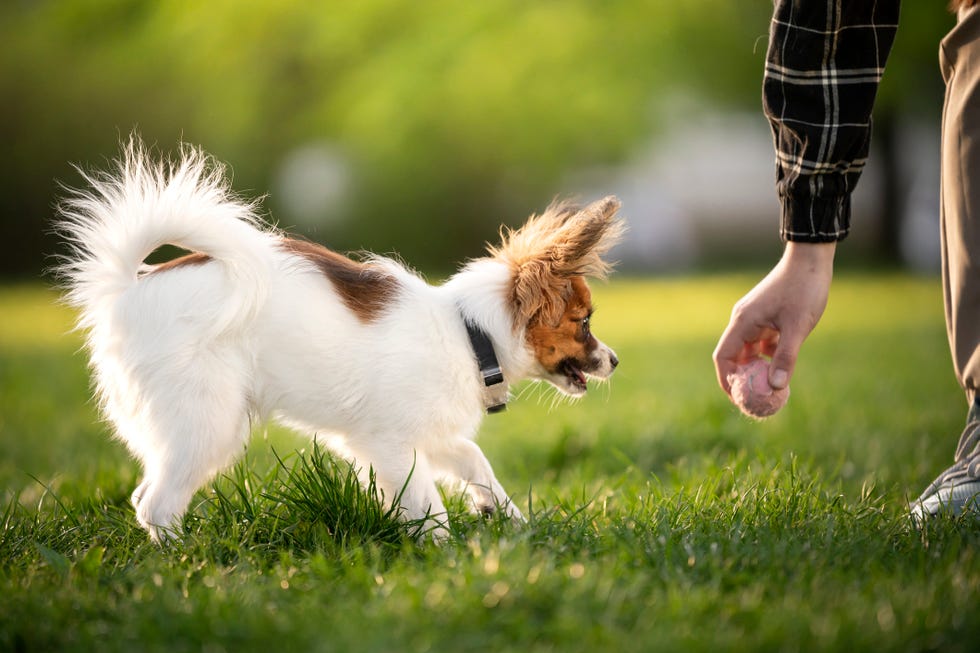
[0,1,953,277]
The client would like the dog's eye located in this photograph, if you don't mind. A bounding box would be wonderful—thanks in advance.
[581,315,591,334]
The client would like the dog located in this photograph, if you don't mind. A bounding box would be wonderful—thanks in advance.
[56,140,623,542]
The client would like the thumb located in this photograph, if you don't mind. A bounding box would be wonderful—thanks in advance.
[769,333,802,390]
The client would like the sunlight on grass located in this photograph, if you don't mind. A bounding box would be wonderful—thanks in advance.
[2,274,976,653]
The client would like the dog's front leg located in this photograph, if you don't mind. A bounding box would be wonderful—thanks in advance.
[429,439,525,522]
[353,442,450,542]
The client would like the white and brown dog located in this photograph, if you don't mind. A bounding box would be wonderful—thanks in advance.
[57,140,623,542]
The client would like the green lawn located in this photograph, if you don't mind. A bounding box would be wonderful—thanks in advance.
[1,274,978,652]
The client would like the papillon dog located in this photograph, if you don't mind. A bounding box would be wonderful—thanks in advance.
[57,140,623,542]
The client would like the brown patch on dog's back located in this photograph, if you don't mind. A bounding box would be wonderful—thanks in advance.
[147,252,212,274]
[281,238,399,323]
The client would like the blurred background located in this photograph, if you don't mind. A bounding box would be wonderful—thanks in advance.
[0,1,954,279]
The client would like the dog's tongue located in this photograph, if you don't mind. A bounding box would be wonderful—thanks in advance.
[565,362,586,386]
[560,359,587,388]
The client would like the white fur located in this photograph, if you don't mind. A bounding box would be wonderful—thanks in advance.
[57,142,617,542]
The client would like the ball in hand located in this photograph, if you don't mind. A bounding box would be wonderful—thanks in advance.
[726,358,789,418]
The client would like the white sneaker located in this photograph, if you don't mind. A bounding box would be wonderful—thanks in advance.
[910,405,980,524]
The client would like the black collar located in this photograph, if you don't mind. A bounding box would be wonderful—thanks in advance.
[463,320,507,414]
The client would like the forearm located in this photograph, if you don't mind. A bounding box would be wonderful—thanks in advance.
[764,0,900,242]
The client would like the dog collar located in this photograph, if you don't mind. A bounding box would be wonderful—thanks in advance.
[462,319,508,414]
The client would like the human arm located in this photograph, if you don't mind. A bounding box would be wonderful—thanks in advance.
[714,0,899,399]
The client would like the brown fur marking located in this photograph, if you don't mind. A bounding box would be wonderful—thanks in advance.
[527,276,597,374]
[281,238,399,323]
[488,196,623,329]
[148,252,212,274]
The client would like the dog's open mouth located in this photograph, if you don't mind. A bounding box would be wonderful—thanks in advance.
[560,359,588,393]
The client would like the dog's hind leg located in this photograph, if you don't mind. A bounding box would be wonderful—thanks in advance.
[128,376,252,543]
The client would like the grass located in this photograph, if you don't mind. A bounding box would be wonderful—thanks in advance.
[1,274,978,652]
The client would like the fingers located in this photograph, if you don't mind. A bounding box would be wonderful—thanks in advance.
[714,242,834,404]
[713,323,779,396]
[716,320,802,394]
[715,318,803,395]
[712,320,748,395]
[712,337,738,396]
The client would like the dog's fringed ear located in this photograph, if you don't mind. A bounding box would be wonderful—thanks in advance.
[550,196,624,279]
[490,196,624,327]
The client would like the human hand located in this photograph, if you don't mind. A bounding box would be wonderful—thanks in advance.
[713,242,836,399]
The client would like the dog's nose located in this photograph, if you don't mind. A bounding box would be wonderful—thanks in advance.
[610,353,619,369]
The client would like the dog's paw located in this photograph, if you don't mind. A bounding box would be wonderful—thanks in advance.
[144,522,182,546]
[473,497,525,523]
[501,500,525,523]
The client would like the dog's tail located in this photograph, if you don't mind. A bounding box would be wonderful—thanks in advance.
[55,136,276,337]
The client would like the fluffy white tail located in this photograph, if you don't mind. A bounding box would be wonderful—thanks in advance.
[56,138,276,336]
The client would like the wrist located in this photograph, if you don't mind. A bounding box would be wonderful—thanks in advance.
[782,241,836,272]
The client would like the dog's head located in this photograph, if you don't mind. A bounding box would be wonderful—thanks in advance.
[489,196,624,397]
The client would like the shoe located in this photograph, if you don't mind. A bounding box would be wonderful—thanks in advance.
[910,401,980,524]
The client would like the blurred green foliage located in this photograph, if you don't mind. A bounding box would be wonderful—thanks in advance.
[0,1,951,277]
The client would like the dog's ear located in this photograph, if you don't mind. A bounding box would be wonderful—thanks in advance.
[491,196,624,326]
[549,196,623,279]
